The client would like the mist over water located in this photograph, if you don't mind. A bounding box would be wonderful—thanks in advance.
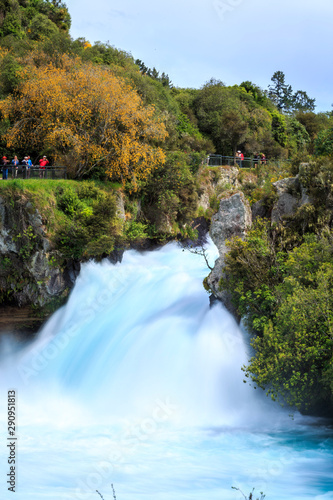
[0,239,332,500]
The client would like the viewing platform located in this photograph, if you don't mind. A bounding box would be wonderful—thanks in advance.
[1,165,67,180]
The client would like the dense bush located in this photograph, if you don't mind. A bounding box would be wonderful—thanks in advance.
[141,151,198,237]
[54,184,119,260]
[245,234,333,413]
[219,163,333,413]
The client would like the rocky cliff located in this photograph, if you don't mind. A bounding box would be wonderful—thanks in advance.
[0,194,78,312]
[252,173,311,224]
[198,166,239,211]
[207,191,252,316]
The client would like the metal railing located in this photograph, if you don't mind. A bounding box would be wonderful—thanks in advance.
[207,154,269,169]
[1,165,67,180]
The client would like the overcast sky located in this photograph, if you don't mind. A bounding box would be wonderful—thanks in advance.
[65,0,333,111]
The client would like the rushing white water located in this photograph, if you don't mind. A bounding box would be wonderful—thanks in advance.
[0,239,332,500]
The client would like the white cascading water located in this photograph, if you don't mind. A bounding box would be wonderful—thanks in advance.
[0,238,332,500]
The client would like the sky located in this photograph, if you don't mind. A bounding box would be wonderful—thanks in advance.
[65,0,333,111]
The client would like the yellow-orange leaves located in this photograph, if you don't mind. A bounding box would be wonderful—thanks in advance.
[0,55,167,185]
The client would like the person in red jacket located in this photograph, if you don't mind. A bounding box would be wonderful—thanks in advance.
[39,155,49,178]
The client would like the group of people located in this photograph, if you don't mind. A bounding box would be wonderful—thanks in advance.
[235,151,266,167]
[253,152,266,165]
[235,150,266,167]
[1,155,49,180]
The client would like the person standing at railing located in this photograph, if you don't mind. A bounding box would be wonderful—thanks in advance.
[235,151,240,166]
[39,155,49,178]
[240,151,244,168]
[1,156,9,180]
[11,155,19,178]
[253,153,259,168]
[261,153,266,165]
[22,156,32,178]
[27,156,33,178]
[236,150,244,168]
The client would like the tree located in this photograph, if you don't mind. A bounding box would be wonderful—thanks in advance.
[142,151,198,233]
[194,80,251,155]
[239,81,269,107]
[292,90,315,112]
[268,71,316,114]
[0,0,71,39]
[315,128,333,157]
[28,13,59,40]
[0,55,167,186]
[268,71,293,112]
[270,110,287,147]
[286,117,310,154]
[0,52,22,95]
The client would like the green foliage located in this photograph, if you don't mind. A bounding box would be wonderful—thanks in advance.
[220,171,333,412]
[268,71,293,113]
[194,81,250,155]
[124,220,149,241]
[245,234,333,413]
[298,158,333,208]
[0,0,71,41]
[0,54,22,95]
[0,180,119,261]
[84,234,115,259]
[54,186,119,259]
[2,11,24,38]
[315,128,333,157]
[193,79,285,158]
[220,219,284,335]
[135,58,172,88]
[267,71,315,113]
[56,186,84,216]
[141,151,198,237]
[12,225,37,259]
[239,81,270,108]
[286,117,310,155]
[28,12,59,39]
[80,41,133,68]
[292,90,316,112]
[270,110,287,147]
[296,112,330,154]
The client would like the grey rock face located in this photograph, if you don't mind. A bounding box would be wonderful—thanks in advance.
[252,200,270,221]
[0,197,70,307]
[270,175,312,223]
[271,193,299,223]
[210,192,252,252]
[272,176,298,195]
[207,192,251,317]
[198,166,239,210]
[116,192,126,221]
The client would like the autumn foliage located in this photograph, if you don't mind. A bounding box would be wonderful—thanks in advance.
[0,55,167,186]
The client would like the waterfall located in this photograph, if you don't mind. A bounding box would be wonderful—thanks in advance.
[0,239,332,500]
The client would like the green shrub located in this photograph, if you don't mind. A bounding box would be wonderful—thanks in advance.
[141,151,198,237]
[124,221,149,241]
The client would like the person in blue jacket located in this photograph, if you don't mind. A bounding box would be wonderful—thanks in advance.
[11,155,19,178]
